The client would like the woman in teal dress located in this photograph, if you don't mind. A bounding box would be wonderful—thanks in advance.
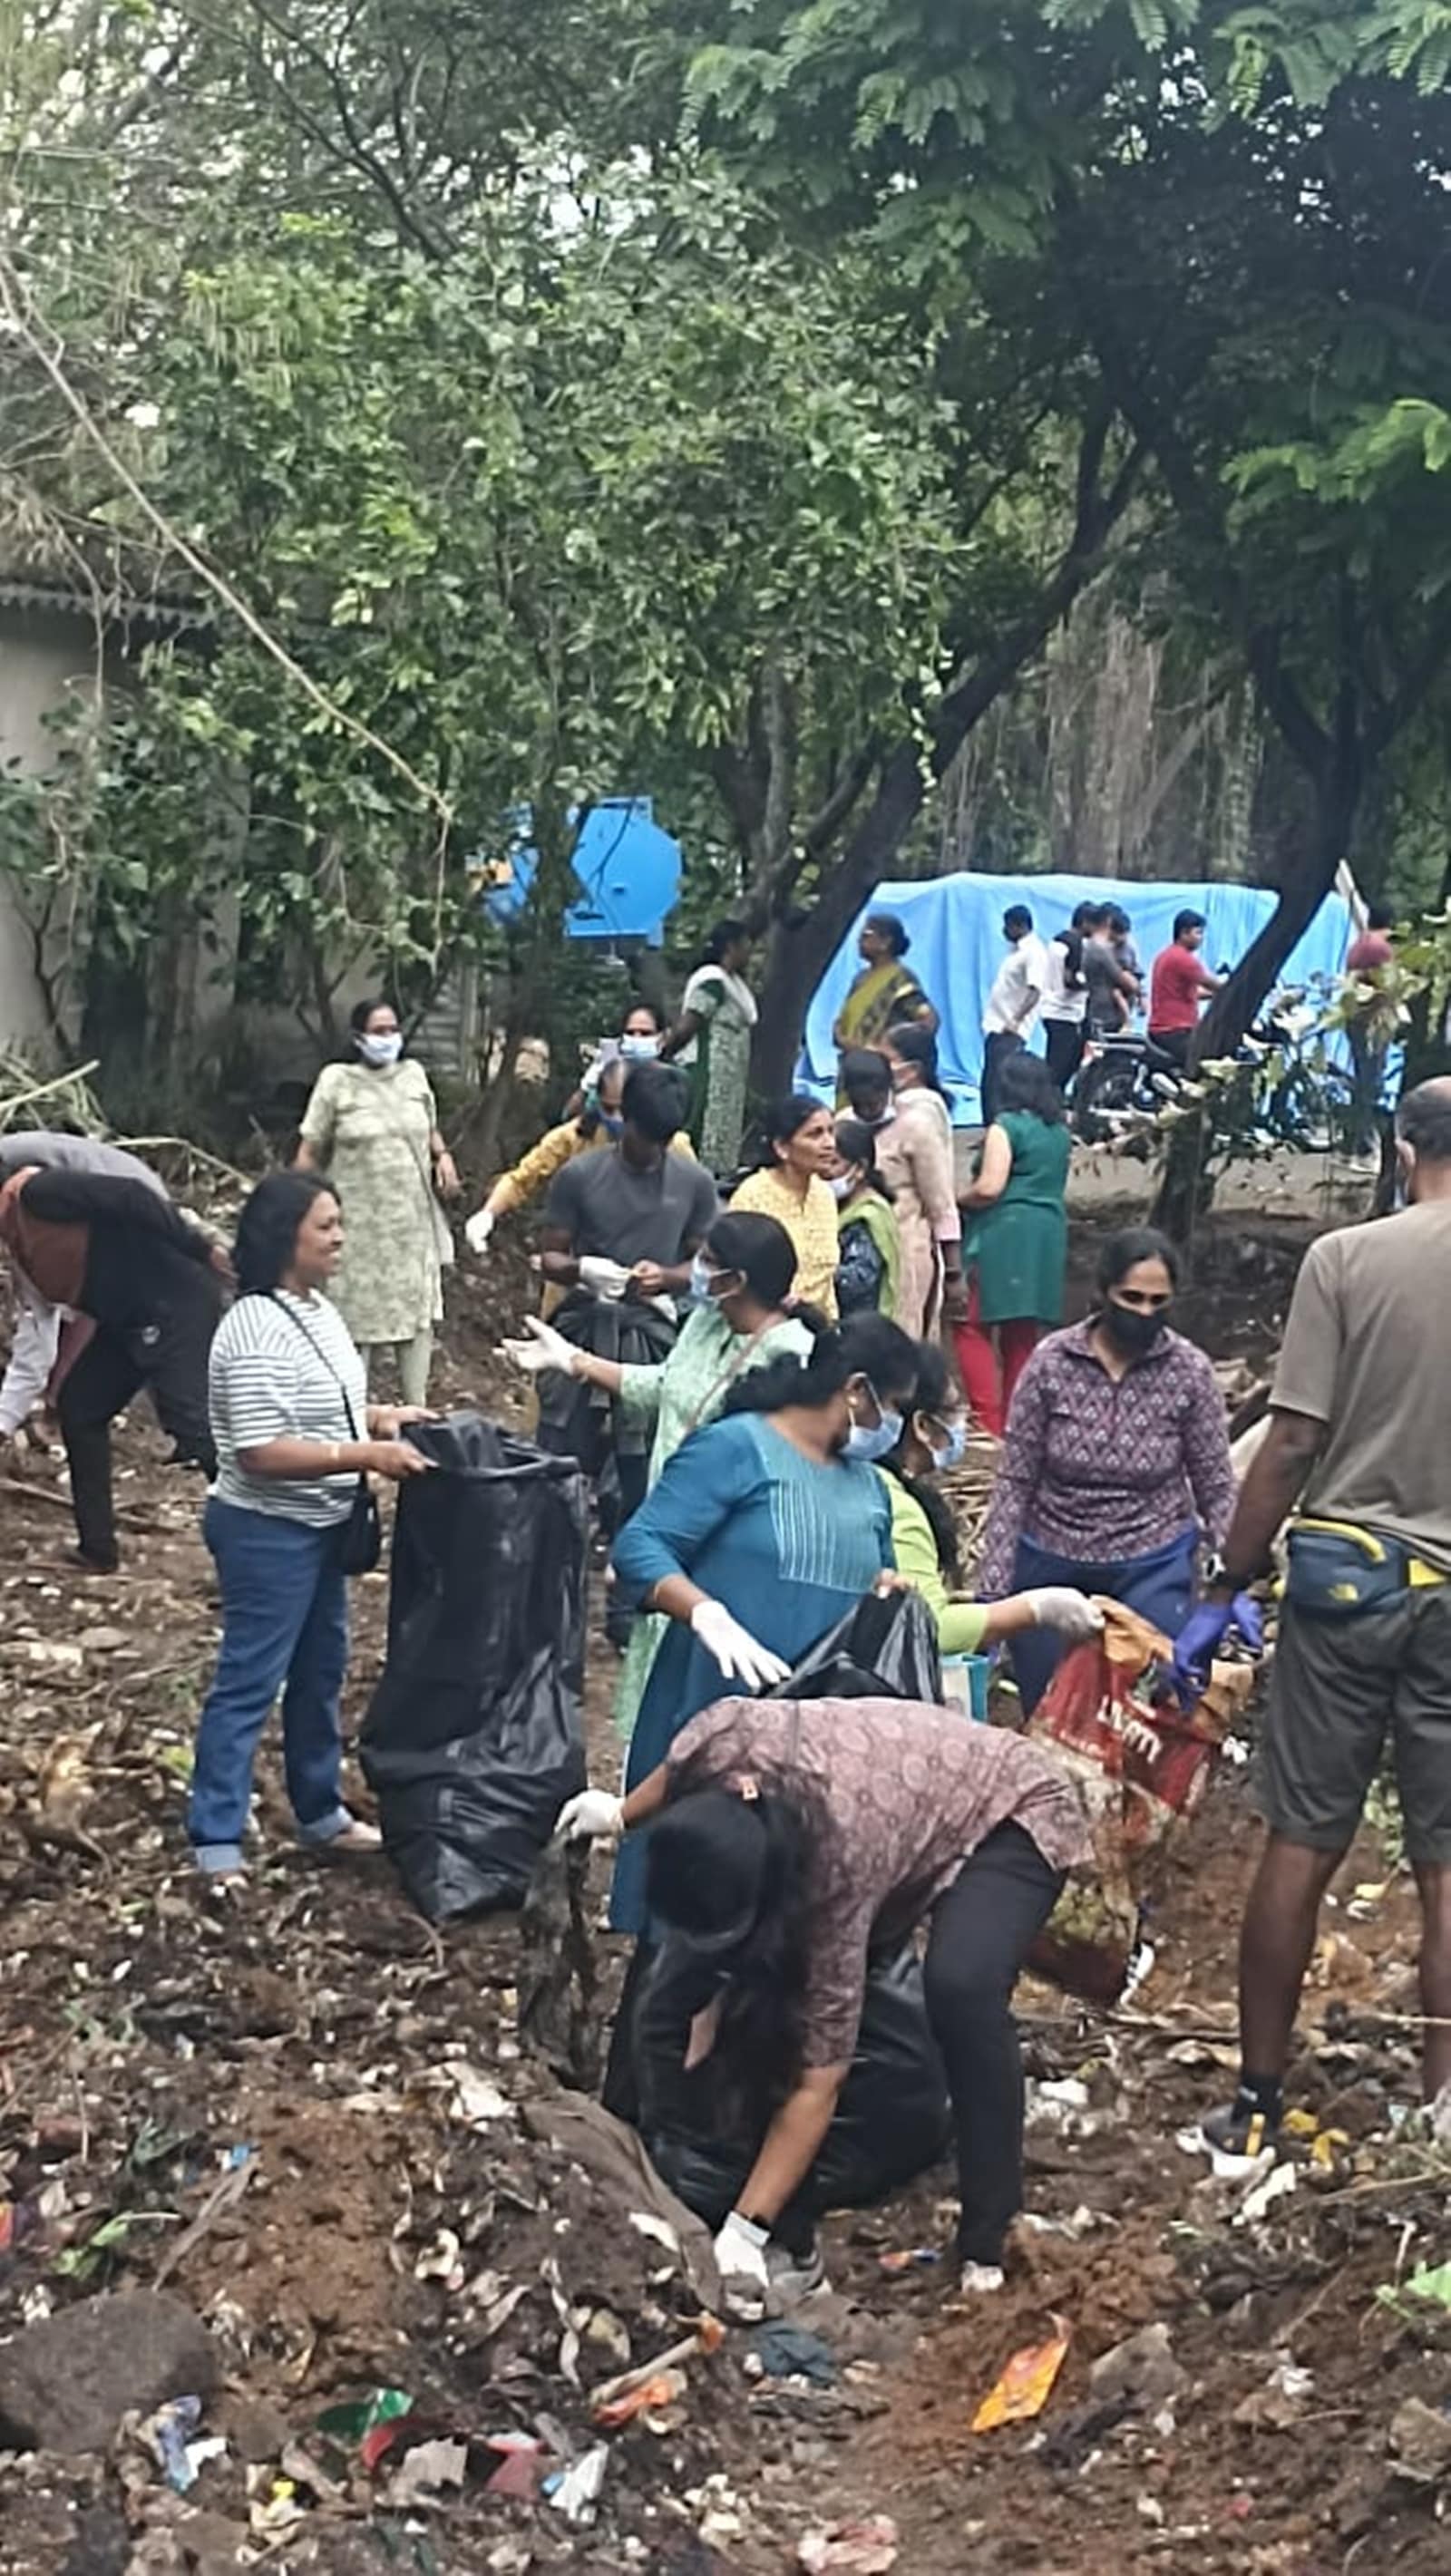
[500,1212,813,1735]
[954,1050,1070,1438]
[609,1308,921,1935]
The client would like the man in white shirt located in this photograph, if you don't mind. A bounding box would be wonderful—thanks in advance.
[980,905,1048,1125]
[1040,903,1101,1091]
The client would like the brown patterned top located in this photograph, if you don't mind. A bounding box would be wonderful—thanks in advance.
[665,1697,1090,2066]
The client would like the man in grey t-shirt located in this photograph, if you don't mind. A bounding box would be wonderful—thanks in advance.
[1184,1078,1451,2158]
[536,1064,719,1614]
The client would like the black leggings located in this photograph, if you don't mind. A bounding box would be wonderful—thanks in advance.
[923,1821,1063,2267]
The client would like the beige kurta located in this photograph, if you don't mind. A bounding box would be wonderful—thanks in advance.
[298,1057,443,1346]
[873,1089,959,1339]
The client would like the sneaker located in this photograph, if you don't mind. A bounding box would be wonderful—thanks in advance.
[1201,2097,1281,2163]
[957,2261,1006,2296]
[765,2241,827,2309]
[322,1819,384,1858]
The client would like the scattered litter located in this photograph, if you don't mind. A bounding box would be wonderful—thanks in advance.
[441,2064,511,2126]
[139,2394,205,2493]
[797,2515,899,2573]
[748,2321,838,2386]
[590,2314,725,2424]
[1238,2162,1298,2225]
[878,2246,940,2276]
[546,2442,609,2523]
[1233,2358,1315,2433]
[316,2386,414,2467]
[972,2323,1071,2432]
[388,2435,469,2505]
[485,2435,545,2499]
[593,2366,687,2428]
[628,2211,681,2257]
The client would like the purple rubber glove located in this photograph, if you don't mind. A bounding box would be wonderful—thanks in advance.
[1170,1592,1263,1706]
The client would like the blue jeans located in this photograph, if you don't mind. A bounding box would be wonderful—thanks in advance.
[189,1498,353,1871]
[1008,1525,1198,1716]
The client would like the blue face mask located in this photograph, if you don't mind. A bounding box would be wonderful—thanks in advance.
[687,1253,716,1307]
[618,1033,659,1062]
[929,1417,969,1472]
[598,1108,625,1138]
[845,1409,903,1463]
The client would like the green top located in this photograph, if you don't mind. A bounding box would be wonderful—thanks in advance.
[964,1110,1070,1327]
[887,1476,988,1656]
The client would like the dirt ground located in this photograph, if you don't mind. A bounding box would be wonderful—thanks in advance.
[3,1244,1451,2573]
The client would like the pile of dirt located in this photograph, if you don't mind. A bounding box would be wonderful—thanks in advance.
[4,1289,1451,2573]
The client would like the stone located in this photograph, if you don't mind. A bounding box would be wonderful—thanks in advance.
[1389,2396,1451,2484]
[222,2396,289,2464]
[1088,2323,1187,2410]
[0,2291,219,2456]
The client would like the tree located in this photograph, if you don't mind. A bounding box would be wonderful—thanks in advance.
[685,0,1451,1103]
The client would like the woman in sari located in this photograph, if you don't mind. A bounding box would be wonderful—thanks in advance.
[833,914,938,1074]
[660,919,758,1177]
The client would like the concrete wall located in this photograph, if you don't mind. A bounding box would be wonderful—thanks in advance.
[0,606,109,1055]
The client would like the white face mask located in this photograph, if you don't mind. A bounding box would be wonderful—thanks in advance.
[618,1033,659,1061]
[830,1172,859,1203]
[358,1031,403,1068]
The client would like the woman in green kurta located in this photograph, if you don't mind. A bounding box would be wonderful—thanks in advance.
[296,997,459,1405]
[498,1212,811,1735]
[954,1050,1070,1438]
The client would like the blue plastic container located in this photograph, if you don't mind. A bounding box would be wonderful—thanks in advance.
[941,1653,990,1722]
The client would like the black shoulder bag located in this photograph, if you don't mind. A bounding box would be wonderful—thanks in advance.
[264,1294,382,1576]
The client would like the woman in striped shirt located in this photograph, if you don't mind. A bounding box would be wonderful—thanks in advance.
[188,1171,433,1881]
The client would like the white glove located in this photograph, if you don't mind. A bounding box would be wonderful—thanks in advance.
[579,1255,631,1300]
[555,1788,625,1844]
[500,1316,579,1378]
[465,1206,495,1254]
[1025,1587,1105,1641]
[690,1599,791,1692]
[713,2211,770,2318]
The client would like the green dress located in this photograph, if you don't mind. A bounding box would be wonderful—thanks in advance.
[611,1300,813,1739]
[297,1057,445,1346]
[679,965,757,1175]
[965,1111,1070,1326]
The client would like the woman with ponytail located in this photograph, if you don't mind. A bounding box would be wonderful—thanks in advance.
[605,1308,920,1935]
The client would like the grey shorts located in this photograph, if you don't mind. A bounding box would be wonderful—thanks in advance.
[1258,1590,1451,1864]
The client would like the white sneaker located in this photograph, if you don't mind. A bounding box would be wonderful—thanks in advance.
[958,2262,1006,2296]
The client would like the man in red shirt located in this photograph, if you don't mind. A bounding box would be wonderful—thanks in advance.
[1148,910,1223,1068]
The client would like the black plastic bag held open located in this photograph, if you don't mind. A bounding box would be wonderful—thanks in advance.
[360,1413,588,1922]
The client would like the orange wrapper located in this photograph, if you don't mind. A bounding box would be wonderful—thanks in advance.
[971,2321,1070,2433]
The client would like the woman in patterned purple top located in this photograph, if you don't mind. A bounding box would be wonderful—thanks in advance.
[979,1227,1235,1713]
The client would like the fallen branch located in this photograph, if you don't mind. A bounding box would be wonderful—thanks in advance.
[153,2157,255,2289]
[0,1472,160,1534]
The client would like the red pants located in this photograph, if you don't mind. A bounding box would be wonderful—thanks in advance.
[953,1290,1040,1438]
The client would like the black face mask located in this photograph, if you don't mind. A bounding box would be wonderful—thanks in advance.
[1103,1300,1169,1356]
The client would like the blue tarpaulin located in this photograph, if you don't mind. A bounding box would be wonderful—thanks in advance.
[802,871,1356,1123]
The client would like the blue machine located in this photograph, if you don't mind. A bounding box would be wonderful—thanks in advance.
[482,798,682,948]
[802,870,1357,1123]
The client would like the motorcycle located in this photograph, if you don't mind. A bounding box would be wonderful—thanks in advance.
[1073,984,1358,1151]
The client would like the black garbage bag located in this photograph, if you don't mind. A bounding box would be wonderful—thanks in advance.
[775,1586,944,1705]
[632,1939,951,2229]
[360,1412,588,1922]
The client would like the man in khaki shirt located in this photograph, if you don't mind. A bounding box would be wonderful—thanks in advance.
[1183,1079,1451,2156]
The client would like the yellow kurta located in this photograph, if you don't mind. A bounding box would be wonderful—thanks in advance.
[727,1168,840,1319]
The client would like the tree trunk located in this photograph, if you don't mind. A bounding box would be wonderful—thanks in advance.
[749,742,926,1096]
[1153,769,1357,1242]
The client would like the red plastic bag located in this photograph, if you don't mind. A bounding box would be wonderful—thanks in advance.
[1026,1603,1251,2002]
